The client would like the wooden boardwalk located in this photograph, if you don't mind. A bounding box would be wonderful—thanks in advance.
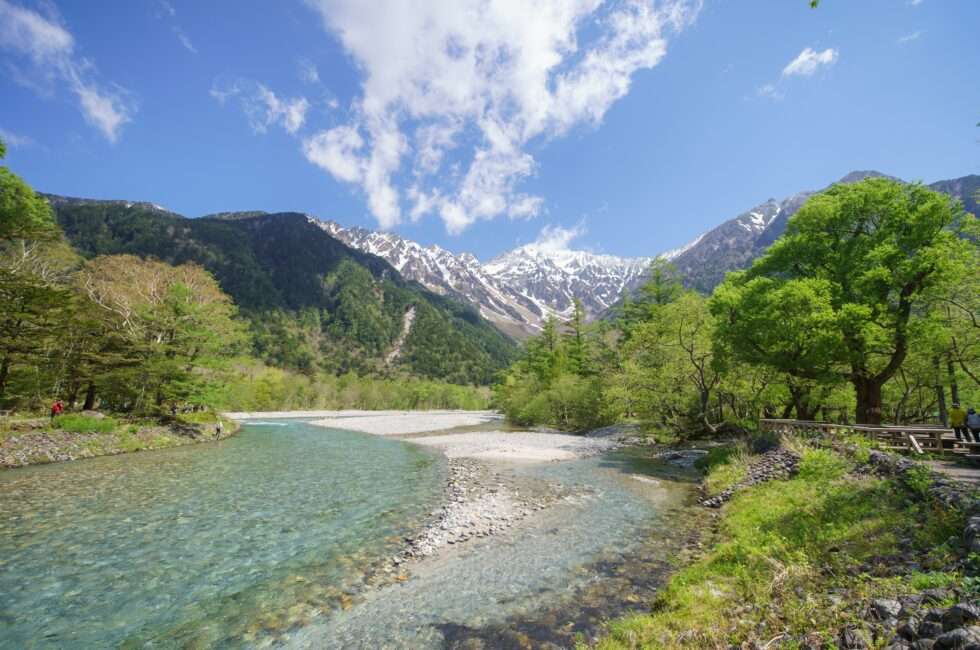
[760,418,980,461]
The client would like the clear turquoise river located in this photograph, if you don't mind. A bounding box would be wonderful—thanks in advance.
[0,420,695,649]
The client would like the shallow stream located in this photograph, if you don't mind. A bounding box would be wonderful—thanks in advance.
[0,420,697,648]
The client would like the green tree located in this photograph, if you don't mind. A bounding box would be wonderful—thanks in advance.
[712,178,974,424]
[80,255,249,411]
[0,140,75,404]
[0,141,58,242]
[620,292,722,431]
[620,259,682,338]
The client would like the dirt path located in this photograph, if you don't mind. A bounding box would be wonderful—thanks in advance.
[925,459,980,486]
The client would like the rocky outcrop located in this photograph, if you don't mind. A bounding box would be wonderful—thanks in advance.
[858,449,980,554]
[698,448,800,508]
[834,597,980,649]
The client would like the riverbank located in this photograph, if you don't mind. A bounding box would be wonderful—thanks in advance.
[0,413,238,469]
[275,423,701,649]
[594,435,979,649]
[301,410,620,567]
[226,408,498,428]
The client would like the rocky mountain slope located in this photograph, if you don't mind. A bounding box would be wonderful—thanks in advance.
[322,171,977,335]
[47,196,516,384]
[320,220,651,337]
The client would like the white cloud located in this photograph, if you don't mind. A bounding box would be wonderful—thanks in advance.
[782,47,839,77]
[301,0,701,233]
[155,0,196,53]
[908,0,923,5]
[174,28,197,54]
[298,58,320,84]
[211,79,310,135]
[897,31,922,44]
[528,222,588,253]
[0,127,33,148]
[303,125,365,183]
[0,0,133,142]
[756,83,784,101]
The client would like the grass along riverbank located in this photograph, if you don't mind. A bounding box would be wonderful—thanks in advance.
[594,437,973,649]
[0,412,239,469]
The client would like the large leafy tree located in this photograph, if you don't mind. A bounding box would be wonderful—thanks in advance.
[79,255,249,410]
[619,291,723,430]
[0,141,58,243]
[0,138,75,404]
[712,178,975,424]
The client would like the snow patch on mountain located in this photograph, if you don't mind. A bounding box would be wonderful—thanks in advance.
[315,219,654,336]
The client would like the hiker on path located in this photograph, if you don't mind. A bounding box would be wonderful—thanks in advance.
[967,408,980,443]
[951,403,969,441]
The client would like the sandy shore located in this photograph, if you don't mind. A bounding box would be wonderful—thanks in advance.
[226,409,501,433]
[410,431,616,462]
[298,410,615,462]
[234,410,622,572]
[309,411,502,436]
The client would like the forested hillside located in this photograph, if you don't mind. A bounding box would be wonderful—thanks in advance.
[497,178,980,431]
[47,197,516,385]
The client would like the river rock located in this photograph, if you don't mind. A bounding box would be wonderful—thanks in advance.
[920,621,946,639]
[899,618,922,641]
[873,599,904,621]
[840,626,872,649]
[943,604,980,631]
[934,626,980,649]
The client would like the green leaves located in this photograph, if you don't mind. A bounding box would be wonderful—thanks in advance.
[713,177,975,422]
[0,167,58,242]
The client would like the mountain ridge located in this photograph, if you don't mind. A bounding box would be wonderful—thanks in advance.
[44,170,977,345]
[46,197,517,384]
[319,219,653,337]
[667,171,979,293]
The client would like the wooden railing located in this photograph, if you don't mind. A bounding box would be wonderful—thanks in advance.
[760,418,979,458]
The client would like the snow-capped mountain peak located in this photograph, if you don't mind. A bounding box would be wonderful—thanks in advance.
[314,219,652,337]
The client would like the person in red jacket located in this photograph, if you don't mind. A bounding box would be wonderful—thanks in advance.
[50,399,64,422]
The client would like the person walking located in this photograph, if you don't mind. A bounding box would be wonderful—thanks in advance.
[967,408,980,444]
[950,402,969,441]
[50,399,64,423]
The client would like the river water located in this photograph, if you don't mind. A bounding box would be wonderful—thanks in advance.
[0,420,696,649]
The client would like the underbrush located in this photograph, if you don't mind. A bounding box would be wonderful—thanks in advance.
[594,442,963,649]
[176,411,218,425]
[698,444,749,496]
[53,414,118,434]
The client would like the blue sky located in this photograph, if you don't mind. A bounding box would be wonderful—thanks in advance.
[1,0,977,261]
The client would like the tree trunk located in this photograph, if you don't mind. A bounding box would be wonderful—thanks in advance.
[82,382,96,411]
[789,385,817,421]
[934,356,948,426]
[0,354,10,403]
[947,356,960,405]
[780,401,794,419]
[699,389,717,432]
[853,377,883,425]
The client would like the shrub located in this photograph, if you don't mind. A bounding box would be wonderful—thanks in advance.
[53,414,118,434]
[797,448,849,481]
[902,465,932,498]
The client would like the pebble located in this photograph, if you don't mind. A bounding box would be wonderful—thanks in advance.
[380,457,574,574]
